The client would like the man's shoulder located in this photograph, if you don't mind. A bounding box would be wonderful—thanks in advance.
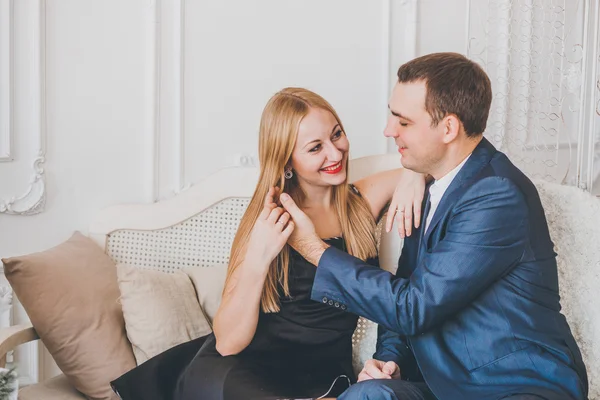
[452,151,544,223]
[468,150,537,199]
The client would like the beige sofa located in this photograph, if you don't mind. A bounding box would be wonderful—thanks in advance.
[1,154,599,399]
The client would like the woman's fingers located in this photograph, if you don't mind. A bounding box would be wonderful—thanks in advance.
[403,205,413,237]
[413,199,422,229]
[259,188,277,219]
[264,187,275,206]
[396,209,406,239]
[281,221,295,238]
[267,207,284,224]
[275,212,291,230]
[385,199,397,233]
[258,203,275,220]
[273,187,281,205]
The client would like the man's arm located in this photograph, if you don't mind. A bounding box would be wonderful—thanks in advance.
[279,191,415,371]
[374,324,411,365]
[279,192,330,265]
[309,177,529,336]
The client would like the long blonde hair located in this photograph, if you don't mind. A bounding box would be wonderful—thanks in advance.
[226,88,377,313]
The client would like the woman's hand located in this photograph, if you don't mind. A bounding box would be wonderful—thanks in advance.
[385,170,427,238]
[246,187,295,267]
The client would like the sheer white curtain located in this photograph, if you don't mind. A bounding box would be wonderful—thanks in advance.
[467,0,600,194]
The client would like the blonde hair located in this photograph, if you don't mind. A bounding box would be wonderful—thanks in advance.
[226,88,377,313]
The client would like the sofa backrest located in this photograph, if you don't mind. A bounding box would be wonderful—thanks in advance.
[89,154,403,272]
[534,179,600,398]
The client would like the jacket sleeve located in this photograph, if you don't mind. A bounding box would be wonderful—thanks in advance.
[310,177,529,336]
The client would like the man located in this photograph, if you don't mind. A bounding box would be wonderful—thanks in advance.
[279,53,588,400]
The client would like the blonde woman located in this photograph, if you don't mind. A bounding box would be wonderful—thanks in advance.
[167,88,426,400]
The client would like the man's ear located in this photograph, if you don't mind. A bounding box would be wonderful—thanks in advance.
[442,114,461,144]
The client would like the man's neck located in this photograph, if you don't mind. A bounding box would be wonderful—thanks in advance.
[430,136,482,181]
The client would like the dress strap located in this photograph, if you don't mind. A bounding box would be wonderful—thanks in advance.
[349,183,362,197]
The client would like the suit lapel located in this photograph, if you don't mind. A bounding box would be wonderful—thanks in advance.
[416,192,432,264]
[397,181,432,276]
[422,138,497,246]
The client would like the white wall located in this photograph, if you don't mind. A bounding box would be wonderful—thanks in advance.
[1,0,160,383]
[416,0,469,56]
[179,1,389,191]
[0,0,473,383]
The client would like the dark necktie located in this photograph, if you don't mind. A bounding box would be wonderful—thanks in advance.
[416,196,432,262]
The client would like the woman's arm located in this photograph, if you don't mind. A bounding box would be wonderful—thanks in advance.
[213,250,270,356]
[353,168,404,220]
[213,189,294,356]
[353,168,427,237]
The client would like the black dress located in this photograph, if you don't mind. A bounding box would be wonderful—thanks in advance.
[111,237,378,400]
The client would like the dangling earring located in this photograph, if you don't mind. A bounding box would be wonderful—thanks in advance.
[284,168,293,179]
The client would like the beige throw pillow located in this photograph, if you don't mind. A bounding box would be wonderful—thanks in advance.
[116,264,212,365]
[1,232,136,400]
[184,264,228,324]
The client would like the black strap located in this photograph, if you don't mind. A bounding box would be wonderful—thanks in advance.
[349,183,361,197]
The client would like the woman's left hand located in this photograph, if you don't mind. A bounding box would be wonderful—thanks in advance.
[385,170,427,238]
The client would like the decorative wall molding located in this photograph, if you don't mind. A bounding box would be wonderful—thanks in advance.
[174,0,186,196]
[0,157,46,215]
[381,0,391,136]
[397,0,418,65]
[583,0,600,192]
[0,0,44,387]
[0,0,13,162]
[150,0,160,202]
[0,0,47,215]
[154,0,190,201]
[155,0,412,197]
[386,0,417,153]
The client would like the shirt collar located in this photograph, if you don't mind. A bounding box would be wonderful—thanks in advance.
[429,154,472,198]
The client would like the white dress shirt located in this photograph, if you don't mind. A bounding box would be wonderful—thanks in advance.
[424,154,472,233]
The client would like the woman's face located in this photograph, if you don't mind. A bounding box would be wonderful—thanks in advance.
[289,107,349,189]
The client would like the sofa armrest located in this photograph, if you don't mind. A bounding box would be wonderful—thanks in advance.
[0,324,40,367]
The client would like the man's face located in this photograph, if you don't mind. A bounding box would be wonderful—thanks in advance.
[384,81,446,175]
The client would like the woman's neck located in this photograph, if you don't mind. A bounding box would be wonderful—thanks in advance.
[296,182,334,210]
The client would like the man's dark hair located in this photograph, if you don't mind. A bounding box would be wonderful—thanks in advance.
[397,52,493,137]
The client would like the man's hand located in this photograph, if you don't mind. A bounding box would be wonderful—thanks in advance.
[357,359,401,382]
[279,192,329,266]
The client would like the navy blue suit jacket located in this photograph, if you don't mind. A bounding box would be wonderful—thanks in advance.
[311,138,588,400]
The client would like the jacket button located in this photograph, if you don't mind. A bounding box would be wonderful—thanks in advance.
[322,297,328,303]
[328,300,334,305]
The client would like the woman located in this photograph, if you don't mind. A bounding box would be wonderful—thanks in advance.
[174,88,425,400]
[110,87,425,400]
